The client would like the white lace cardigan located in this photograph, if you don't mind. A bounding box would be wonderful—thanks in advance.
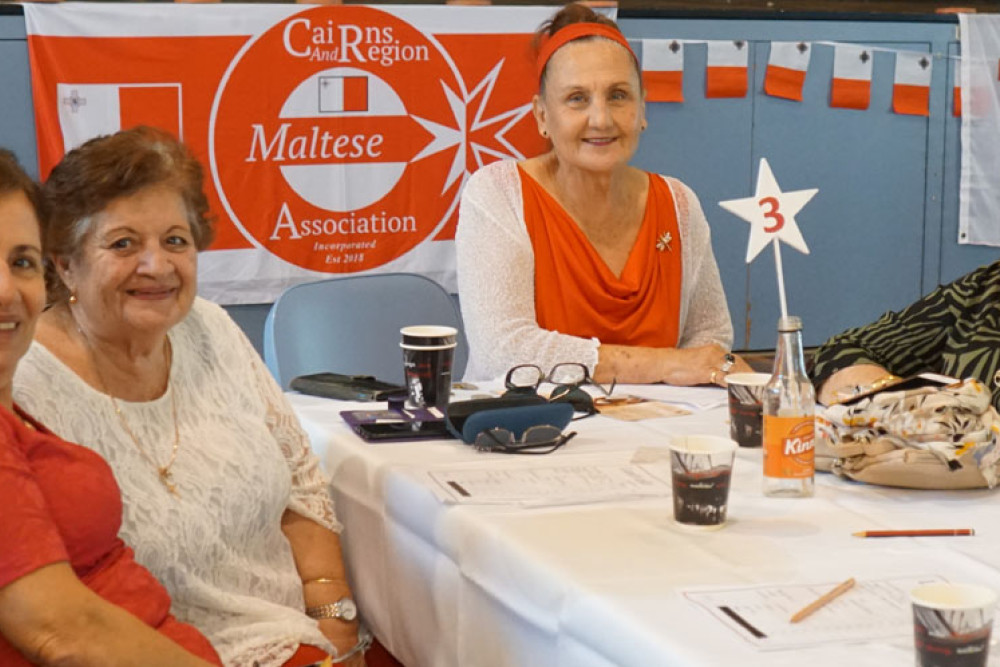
[13,298,338,667]
[455,160,734,381]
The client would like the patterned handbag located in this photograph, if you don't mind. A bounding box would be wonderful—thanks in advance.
[815,378,1000,489]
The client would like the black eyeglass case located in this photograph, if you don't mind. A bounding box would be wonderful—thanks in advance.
[290,372,405,401]
[446,396,573,444]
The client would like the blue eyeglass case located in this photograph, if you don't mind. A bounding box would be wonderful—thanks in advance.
[451,403,574,444]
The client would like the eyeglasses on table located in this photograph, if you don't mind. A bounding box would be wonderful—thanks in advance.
[503,362,616,418]
[504,362,616,396]
[474,424,577,455]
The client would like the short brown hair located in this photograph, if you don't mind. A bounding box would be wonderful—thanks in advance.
[42,126,214,304]
[0,148,44,225]
[534,3,631,94]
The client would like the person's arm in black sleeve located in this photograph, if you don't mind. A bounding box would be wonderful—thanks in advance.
[811,262,1000,404]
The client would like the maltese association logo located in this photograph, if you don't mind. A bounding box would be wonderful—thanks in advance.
[210,5,533,273]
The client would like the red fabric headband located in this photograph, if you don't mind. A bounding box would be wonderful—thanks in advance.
[535,23,638,83]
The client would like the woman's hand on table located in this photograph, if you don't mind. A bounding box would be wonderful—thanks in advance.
[594,343,751,386]
[661,344,753,387]
[817,364,895,405]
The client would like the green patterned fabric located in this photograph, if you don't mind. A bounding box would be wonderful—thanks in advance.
[810,260,1000,410]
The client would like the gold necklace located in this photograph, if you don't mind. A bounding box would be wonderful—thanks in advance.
[82,331,181,497]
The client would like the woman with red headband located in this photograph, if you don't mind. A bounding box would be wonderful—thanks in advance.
[456,3,750,386]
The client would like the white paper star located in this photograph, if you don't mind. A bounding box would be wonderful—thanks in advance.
[719,158,818,263]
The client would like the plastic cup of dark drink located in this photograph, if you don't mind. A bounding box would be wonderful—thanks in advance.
[725,372,770,448]
[668,435,737,530]
[400,325,457,411]
[911,583,997,667]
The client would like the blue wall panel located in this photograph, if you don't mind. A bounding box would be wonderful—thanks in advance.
[0,14,38,179]
[748,39,930,348]
[620,15,974,348]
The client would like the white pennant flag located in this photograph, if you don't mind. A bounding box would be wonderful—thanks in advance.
[705,40,749,98]
[892,51,932,116]
[641,39,685,103]
[764,41,811,101]
[830,44,873,110]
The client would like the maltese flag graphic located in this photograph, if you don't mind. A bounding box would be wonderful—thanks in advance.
[830,45,873,110]
[319,75,369,113]
[705,40,749,98]
[892,51,932,117]
[57,82,182,152]
[764,42,811,101]
[642,39,685,103]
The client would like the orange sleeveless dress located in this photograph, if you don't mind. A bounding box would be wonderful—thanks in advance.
[519,167,683,348]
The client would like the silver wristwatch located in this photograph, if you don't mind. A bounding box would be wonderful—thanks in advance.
[305,597,358,622]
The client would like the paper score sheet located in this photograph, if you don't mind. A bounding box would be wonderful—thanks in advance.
[684,575,946,651]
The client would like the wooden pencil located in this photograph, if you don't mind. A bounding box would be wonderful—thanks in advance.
[789,578,856,623]
[852,529,974,538]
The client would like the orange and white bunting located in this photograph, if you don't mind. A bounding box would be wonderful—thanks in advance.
[706,40,749,99]
[953,58,962,118]
[24,3,555,304]
[764,42,811,101]
[830,44,873,110]
[892,51,932,117]
[641,39,684,103]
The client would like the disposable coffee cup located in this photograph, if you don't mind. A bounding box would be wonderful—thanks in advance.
[726,372,770,448]
[668,435,737,530]
[911,583,997,667]
[400,325,457,410]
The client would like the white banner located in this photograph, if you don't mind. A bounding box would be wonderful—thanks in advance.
[959,14,1000,247]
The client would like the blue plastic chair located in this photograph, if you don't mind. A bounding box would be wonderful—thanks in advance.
[263,273,468,389]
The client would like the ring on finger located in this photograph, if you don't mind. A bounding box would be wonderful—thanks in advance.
[720,353,735,373]
[710,370,719,384]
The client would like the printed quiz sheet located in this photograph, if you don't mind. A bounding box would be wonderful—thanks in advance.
[684,575,946,650]
[426,462,671,505]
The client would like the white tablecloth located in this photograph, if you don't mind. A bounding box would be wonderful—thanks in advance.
[289,384,1000,667]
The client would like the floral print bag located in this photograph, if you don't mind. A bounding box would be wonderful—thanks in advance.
[815,379,1000,489]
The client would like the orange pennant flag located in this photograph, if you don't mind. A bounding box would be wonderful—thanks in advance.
[953,58,962,118]
[892,51,932,117]
[830,45,873,110]
[706,40,748,99]
[642,39,684,103]
[764,41,811,101]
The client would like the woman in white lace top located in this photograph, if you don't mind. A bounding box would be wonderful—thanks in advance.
[13,128,366,667]
[456,3,751,386]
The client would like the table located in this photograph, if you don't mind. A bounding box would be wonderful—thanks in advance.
[289,384,1000,667]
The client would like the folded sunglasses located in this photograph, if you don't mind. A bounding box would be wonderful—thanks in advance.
[445,395,575,454]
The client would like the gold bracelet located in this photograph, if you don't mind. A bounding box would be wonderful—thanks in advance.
[868,374,901,391]
[303,577,343,586]
[834,374,901,403]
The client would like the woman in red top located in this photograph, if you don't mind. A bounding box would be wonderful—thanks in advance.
[0,149,221,667]
[457,4,752,386]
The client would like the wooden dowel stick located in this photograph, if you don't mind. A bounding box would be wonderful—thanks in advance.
[773,239,788,320]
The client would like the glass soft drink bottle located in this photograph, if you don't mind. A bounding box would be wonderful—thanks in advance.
[762,316,815,497]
